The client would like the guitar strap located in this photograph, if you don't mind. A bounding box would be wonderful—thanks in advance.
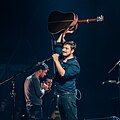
[68,13,78,31]
[61,13,78,42]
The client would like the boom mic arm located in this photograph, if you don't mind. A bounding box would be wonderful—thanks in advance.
[36,57,52,66]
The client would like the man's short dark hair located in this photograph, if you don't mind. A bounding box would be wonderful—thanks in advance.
[35,63,49,72]
[63,41,76,50]
[40,63,49,70]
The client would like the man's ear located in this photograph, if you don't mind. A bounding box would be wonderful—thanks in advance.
[71,49,74,54]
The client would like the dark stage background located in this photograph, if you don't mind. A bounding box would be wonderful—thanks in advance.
[0,0,120,120]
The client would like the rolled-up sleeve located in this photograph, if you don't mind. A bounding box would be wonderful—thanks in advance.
[62,63,80,80]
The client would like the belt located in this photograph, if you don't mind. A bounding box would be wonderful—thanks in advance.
[57,92,76,96]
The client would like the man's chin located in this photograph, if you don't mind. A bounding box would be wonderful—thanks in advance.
[63,54,69,58]
[63,54,67,57]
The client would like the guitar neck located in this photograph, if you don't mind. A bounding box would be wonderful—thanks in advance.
[78,15,104,23]
[48,18,97,23]
[78,18,97,23]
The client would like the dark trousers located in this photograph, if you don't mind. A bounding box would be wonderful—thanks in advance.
[58,93,78,120]
[26,104,43,120]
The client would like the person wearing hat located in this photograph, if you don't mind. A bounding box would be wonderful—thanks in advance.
[24,63,49,120]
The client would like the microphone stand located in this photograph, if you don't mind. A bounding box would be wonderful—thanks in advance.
[107,59,120,85]
[118,61,120,104]
[50,33,56,75]
[11,80,16,120]
[108,59,120,107]
[47,33,61,120]
[108,59,120,74]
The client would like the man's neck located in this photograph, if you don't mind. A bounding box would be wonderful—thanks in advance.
[63,55,74,62]
[34,72,39,78]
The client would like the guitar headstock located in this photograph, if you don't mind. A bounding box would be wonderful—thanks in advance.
[97,15,104,22]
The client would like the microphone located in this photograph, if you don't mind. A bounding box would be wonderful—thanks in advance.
[36,53,61,66]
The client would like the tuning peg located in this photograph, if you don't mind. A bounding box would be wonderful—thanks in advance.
[97,15,104,22]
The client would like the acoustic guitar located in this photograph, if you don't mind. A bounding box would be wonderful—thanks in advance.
[48,11,104,34]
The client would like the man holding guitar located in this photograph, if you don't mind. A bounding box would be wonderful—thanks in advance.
[52,32,80,120]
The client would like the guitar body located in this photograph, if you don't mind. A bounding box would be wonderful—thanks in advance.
[48,11,77,34]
